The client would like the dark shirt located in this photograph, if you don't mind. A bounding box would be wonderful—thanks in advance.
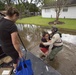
[39,37,50,49]
[0,18,17,53]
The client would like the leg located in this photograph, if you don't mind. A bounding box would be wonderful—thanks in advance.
[13,63,18,73]
[12,52,19,73]
[37,49,46,58]
[12,53,19,69]
[3,50,19,73]
[7,51,19,69]
[13,64,17,69]
[49,46,63,60]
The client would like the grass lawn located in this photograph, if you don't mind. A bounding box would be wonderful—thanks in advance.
[17,16,76,30]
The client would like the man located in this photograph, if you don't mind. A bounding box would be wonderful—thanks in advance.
[42,27,63,61]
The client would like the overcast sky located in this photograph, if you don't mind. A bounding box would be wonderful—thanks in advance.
[28,0,30,2]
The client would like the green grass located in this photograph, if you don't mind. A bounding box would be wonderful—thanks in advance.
[17,16,76,30]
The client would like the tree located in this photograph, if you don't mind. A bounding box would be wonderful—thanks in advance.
[0,0,39,17]
[29,3,39,12]
[33,0,73,23]
[0,1,5,10]
[54,0,72,23]
[0,0,15,9]
[36,0,72,23]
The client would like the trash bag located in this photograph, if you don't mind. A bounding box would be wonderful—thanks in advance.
[16,58,34,75]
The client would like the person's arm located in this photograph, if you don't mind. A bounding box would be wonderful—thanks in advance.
[11,32,23,58]
[42,40,51,46]
[43,34,58,46]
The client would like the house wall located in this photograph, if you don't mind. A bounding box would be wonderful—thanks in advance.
[42,8,56,18]
[42,6,76,19]
[60,6,76,18]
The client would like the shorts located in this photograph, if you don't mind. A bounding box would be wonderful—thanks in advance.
[5,51,19,64]
[40,48,48,53]
[2,46,19,64]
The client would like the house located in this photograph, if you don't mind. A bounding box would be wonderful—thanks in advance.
[42,0,76,19]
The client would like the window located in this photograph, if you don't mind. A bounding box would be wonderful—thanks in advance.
[45,9,50,12]
[63,7,68,12]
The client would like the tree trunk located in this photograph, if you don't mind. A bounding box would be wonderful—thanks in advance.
[6,0,11,7]
[55,7,61,24]
[56,12,59,22]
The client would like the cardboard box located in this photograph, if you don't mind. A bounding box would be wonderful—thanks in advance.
[2,56,12,63]
[0,68,13,75]
[0,56,12,65]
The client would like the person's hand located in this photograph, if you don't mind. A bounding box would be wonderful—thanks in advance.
[19,52,23,58]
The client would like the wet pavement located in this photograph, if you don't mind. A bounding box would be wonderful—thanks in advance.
[17,24,76,75]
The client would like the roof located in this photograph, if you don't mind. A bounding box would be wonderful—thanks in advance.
[42,0,76,9]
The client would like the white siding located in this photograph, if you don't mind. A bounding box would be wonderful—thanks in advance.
[42,6,76,19]
[42,8,56,18]
[60,6,76,18]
